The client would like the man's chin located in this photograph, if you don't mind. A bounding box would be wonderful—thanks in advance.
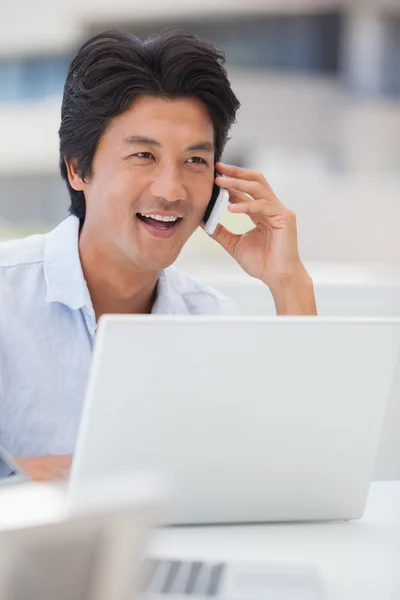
[133,249,182,273]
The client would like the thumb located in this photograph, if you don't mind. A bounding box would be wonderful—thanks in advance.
[208,223,241,257]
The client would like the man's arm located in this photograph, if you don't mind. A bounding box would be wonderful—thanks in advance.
[14,455,72,482]
[268,269,317,316]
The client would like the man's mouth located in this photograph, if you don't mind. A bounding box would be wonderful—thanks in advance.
[136,212,183,238]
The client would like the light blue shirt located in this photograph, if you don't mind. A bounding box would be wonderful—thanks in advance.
[0,215,237,464]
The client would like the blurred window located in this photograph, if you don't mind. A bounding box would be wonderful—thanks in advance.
[0,55,70,104]
[0,175,69,231]
[116,13,341,74]
[383,18,400,97]
[199,14,341,73]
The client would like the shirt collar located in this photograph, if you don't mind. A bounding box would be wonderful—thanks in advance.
[152,270,172,314]
[44,215,173,314]
[44,215,88,309]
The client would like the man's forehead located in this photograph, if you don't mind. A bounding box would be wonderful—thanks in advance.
[102,96,215,149]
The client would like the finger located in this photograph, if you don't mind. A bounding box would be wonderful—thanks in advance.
[229,199,282,216]
[216,163,278,200]
[216,162,267,185]
[207,223,241,257]
[226,188,252,205]
[216,175,281,205]
[216,175,265,200]
[229,199,292,224]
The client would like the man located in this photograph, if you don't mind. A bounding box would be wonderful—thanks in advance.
[0,30,317,481]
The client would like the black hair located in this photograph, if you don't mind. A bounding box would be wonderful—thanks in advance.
[58,29,240,222]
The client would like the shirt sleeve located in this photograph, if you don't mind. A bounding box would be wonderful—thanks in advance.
[214,295,241,315]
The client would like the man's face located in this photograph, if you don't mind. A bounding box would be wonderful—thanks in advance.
[77,96,215,271]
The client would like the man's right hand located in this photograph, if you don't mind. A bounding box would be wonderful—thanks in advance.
[14,455,73,482]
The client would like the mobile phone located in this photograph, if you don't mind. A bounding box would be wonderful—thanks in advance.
[203,182,230,236]
[0,445,30,485]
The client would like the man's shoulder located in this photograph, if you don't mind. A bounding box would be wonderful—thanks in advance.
[165,265,239,315]
[0,231,46,270]
[0,232,48,322]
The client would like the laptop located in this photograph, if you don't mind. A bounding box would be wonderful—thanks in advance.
[69,316,400,524]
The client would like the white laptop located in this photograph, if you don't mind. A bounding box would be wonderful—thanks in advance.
[69,316,400,525]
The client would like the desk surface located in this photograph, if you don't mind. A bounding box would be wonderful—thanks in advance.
[0,481,398,598]
[151,482,400,600]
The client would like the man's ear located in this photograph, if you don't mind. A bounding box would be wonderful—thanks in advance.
[64,158,86,191]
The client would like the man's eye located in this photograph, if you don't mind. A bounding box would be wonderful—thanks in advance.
[133,152,154,159]
[187,157,208,165]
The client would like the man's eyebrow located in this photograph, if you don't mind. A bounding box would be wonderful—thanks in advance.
[121,136,214,153]
[122,135,162,147]
[185,141,214,153]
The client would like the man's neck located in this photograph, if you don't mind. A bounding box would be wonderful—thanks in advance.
[78,227,159,322]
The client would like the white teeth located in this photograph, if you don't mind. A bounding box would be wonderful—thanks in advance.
[140,214,178,222]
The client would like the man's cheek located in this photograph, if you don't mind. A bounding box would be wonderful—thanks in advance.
[198,202,209,221]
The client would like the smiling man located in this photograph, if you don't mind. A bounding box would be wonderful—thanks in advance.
[0,29,316,481]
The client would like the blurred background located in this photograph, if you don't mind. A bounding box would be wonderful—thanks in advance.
[0,0,399,272]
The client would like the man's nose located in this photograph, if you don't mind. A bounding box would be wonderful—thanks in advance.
[149,165,186,203]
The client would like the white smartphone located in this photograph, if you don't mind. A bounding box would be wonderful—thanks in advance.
[203,186,230,236]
